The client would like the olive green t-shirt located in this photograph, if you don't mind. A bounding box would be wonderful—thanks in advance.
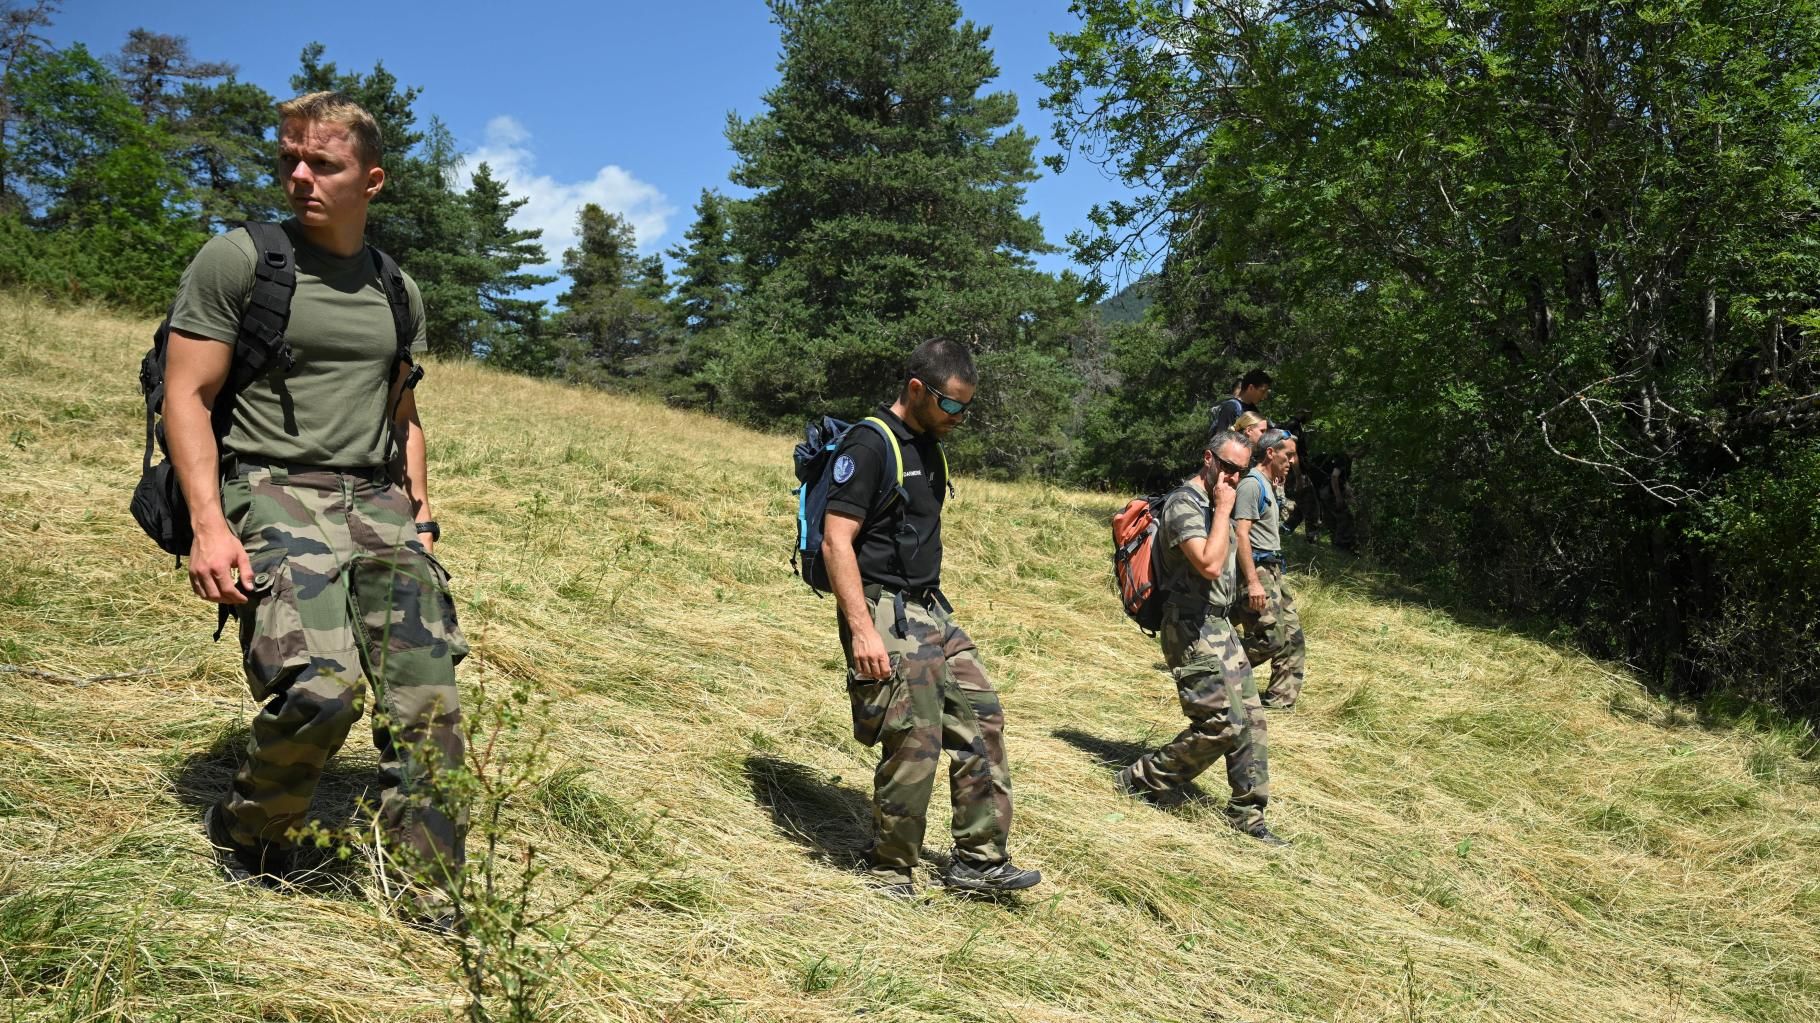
[1234,470,1282,554]
[1159,479,1238,612]
[169,220,428,467]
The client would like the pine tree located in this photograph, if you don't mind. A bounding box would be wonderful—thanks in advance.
[555,203,671,381]
[4,42,201,306]
[711,0,1084,471]
[103,30,278,232]
[174,76,282,229]
[464,161,552,360]
[108,28,232,124]
[667,188,740,335]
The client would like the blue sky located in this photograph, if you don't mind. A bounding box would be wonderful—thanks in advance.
[48,1,1138,297]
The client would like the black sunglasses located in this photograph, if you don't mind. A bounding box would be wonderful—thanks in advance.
[1211,453,1248,476]
[917,378,971,416]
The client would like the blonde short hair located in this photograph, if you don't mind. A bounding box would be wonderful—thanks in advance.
[276,91,383,169]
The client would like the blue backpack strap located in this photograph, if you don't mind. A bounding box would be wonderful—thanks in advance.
[1247,468,1273,511]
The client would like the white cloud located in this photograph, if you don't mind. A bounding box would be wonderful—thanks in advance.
[457,115,675,269]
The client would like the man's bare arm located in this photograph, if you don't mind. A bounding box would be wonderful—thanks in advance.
[390,378,434,552]
[1235,517,1266,611]
[164,330,252,604]
[823,512,889,680]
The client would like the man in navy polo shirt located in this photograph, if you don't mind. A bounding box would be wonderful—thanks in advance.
[820,339,1042,898]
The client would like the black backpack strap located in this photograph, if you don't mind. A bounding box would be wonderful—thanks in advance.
[370,245,422,469]
[227,222,297,398]
[370,245,416,372]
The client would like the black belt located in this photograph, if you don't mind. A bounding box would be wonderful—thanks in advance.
[1166,599,1231,621]
[225,455,389,481]
[863,583,950,639]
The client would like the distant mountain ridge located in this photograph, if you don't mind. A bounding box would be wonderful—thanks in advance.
[1095,276,1156,324]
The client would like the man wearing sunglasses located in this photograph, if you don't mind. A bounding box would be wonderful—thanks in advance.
[1116,430,1284,846]
[820,339,1042,897]
[1234,430,1307,709]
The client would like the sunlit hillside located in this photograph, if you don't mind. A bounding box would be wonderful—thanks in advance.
[3,292,1817,1023]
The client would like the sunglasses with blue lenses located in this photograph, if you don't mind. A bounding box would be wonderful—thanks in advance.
[918,378,972,416]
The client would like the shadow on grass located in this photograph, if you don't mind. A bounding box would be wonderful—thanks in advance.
[1051,727,1214,808]
[168,723,380,894]
[1051,727,1149,771]
[744,754,873,869]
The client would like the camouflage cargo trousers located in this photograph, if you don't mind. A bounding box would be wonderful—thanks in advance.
[1123,608,1270,828]
[1234,560,1306,708]
[219,463,468,879]
[839,591,1013,881]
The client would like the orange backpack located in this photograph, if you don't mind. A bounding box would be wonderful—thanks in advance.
[1112,493,1169,633]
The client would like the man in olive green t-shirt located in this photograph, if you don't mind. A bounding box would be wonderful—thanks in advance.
[1234,429,1307,708]
[164,91,466,925]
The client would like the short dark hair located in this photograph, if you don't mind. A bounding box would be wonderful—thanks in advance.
[1240,368,1273,390]
[903,338,978,393]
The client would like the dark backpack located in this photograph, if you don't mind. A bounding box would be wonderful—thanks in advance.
[791,414,950,594]
[1112,492,1170,633]
[131,222,415,560]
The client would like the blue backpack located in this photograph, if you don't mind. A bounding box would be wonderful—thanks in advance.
[791,415,947,593]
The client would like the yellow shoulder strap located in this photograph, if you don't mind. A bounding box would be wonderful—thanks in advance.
[861,416,904,488]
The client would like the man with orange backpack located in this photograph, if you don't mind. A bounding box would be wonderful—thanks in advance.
[1115,430,1284,845]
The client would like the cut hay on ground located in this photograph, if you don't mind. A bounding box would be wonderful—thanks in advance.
[2,292,1817,1022]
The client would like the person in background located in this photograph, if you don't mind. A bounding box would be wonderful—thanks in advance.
[1210,369,1273,437]
[1232,430,1307,709]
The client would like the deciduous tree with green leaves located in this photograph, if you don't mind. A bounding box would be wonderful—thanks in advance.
[1046,0,1820,706]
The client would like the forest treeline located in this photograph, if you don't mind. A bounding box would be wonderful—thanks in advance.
[3,0,1817,711]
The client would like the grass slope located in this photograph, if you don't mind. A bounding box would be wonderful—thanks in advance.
[2,292,1819,1023]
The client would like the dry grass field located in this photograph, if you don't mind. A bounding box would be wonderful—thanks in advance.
[3,291,1819,1022]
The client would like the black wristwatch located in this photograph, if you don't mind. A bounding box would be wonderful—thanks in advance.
[415,520,440,543]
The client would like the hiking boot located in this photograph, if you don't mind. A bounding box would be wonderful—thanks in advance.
[1114,765,1142,798]
[406,910,466,937]
[204,803,291,886]
[1260,697,1296,711]
[1233,819,1290,847]
[942,859,1042,894]
[871,880,917,900]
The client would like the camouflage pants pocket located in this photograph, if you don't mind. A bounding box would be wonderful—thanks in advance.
[346,549,464,687]
[847,671,897,748]
[239,548,312,701]
[421,551,470,665]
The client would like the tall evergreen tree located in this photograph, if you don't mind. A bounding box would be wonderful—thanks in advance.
[667,188,740,335]
[712,0,1085,472]
[555,203,672,381]
[463,160,552,358]
[174,76,281,229]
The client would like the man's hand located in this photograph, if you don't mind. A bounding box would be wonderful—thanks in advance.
[190,523,253,604]
[1248,583,1267,613]
[848,623,892,681]
[1213,473,1239,513]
